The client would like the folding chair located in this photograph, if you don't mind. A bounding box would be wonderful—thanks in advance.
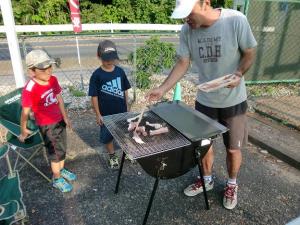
[0,88,51,183]
[0,145,26,225]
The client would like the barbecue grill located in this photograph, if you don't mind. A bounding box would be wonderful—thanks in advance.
[103,101,228,225]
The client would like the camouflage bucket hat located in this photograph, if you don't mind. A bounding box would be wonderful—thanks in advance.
[25,49,56,69]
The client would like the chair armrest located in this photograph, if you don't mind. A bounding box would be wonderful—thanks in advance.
[0,118,39,138]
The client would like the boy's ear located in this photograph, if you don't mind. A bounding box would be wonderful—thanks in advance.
[28,69,36,78]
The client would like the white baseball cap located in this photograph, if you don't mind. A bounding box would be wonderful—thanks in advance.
[171,0,199,19]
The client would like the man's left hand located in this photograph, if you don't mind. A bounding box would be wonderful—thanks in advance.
[227,73,242,88]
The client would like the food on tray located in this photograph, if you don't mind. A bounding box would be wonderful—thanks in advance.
[128,122,139,131]
[197,74,237,92]
[149,127,169,136]
[132,131,145,144]
[145,121,163,129]
[135,126,147,136]
[128,109,169,143]
[127,114,140,122]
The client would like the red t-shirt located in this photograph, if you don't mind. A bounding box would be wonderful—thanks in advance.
[22,75,63,126]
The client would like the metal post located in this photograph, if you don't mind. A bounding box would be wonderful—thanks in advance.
[244,0,250,16]
[0,0,25,88]
[143,176,159,225]
[75,34,84,90]
[115,151,126,194]
[142,160,165,225]
[133,35,137,102]
[5,153,14,178]
[195,146,210,210]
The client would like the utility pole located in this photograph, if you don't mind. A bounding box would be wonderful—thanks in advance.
[0,0,25,88]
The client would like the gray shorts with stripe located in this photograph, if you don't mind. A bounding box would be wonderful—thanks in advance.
[195,101,248,150]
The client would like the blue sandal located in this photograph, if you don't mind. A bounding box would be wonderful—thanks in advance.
[60,168,77,181]
[52,177,72,193]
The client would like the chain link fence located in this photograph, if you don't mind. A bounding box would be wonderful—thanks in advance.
[0,34,139,95]
[246,0,300,82]
[0,0,299,127]
[246,0,300,130]
[0,33,180,109]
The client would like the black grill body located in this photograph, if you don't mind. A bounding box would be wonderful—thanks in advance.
[103,101,228,225]
[137,144,198,179]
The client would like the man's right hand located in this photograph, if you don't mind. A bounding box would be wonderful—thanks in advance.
[18,128,32,142]
[145,87,165,102]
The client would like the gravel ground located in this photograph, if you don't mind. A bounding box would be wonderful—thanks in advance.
[1,76,299,225]
[1,108,299,225]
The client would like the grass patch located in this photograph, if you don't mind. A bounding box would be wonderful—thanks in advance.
[68,86,86,97]
[246,83,299,97]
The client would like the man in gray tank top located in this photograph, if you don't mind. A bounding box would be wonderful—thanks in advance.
[147,0,257,210]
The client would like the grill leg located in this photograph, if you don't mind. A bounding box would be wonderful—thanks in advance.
[114,151,126,194]
[143,176,159,225]
[197,160,210,210]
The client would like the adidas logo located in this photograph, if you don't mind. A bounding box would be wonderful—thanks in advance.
[101,77,124,97]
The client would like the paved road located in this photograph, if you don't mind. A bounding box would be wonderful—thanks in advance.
[0,35,180,60]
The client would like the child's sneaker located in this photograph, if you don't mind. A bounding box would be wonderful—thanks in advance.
[109,155,119,169]
[125,154,136,164]
[184,176,214,197]
[60,168,77,181]
[52,177,73,193]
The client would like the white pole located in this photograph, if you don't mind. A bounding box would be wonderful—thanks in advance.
[75,35,81,65]
[0,0,25,87]
[75,35,84,89]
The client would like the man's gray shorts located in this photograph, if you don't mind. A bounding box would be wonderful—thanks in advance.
[195,101,248,150]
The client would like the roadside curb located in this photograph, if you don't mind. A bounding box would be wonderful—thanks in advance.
[247,113,300,170]
[248,135,300,170]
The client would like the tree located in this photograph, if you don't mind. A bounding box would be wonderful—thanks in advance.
[0,0,231,26]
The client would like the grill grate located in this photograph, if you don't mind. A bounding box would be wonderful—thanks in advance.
[103,111,191,159]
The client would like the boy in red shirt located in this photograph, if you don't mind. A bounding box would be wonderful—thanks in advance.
[19,49,76,193]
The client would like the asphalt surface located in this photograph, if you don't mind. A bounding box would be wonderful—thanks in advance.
[1,109,299,225]
[248,112,300,170]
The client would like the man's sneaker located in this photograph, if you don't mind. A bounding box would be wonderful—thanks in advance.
[60,168,77,181]
[223,183,238,210]
[109,155,119,169]
[184,176,214,197]
[52,177,73,193]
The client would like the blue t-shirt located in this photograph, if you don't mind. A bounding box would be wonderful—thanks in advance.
[88,66,131,116]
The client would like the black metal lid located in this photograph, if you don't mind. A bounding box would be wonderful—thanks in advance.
[150,101,228,142]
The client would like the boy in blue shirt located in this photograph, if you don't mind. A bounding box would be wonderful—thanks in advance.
[88,40,131,169]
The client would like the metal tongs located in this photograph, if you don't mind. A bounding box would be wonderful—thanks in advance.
[132,106,148,144]
[134,106,147,132]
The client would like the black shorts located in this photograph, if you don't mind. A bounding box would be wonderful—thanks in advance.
[100,124,113,144]
[39,120,67,162]
[195,101,248,150]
